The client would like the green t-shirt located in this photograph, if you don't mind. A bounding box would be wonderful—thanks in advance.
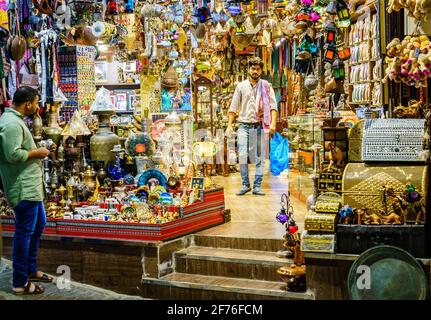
[0,108,44,208]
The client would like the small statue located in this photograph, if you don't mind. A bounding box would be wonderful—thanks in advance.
[327,142,345,171]
[363,208,381,225]
[383,211,402,225]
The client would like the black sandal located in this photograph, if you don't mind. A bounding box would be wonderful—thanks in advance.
[28,272,54,283]
[13,282,45,295]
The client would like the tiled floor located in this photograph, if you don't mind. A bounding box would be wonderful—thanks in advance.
[203,164,308,240]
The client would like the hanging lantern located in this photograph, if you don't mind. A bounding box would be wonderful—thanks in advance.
[336,0,351,28]
[310,11,320,22]
[326,0,338,14]
[276,207,289,224]
[106,0,118,15]
[332,58,345,80]
[324,22,337,44]
[323,43,337,62]
[337,44,351,61]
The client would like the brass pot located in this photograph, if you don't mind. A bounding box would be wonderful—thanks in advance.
[90,110,120,167]
[277,265,306,292]
[44,110,63,145]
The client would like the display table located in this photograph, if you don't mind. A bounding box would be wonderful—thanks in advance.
[1,188,226,242]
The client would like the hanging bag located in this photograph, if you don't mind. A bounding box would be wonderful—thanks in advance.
[270,132,289,176]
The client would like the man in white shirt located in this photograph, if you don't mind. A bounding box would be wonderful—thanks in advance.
[226,57,278,196]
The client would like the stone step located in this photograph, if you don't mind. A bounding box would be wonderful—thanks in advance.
[193,235,285,252]
[175,246,291,282]
[141,272,315,300]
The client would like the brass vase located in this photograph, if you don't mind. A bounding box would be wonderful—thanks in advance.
[32,110,43,142]
[90,110,120,167]
[44,105,63,145]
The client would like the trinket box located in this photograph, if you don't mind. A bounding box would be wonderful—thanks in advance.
[362,119,425,162]
[304,213,338,233]
[300,231,336,253]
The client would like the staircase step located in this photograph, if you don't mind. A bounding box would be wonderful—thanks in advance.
[175,246,292,281]
[142,272,315,300]
[193,235,284,252]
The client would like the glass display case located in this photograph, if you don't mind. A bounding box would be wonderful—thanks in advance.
[286,114,322,202]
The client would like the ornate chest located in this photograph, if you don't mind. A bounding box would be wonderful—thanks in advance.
[304,213,338,233]
[342,163,428,223]
[300,230,336,253]
[362,119,425,162]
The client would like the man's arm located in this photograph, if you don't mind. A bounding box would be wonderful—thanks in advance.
[226,85,241,133]
[268,85,278,135]
[1,125,29,164]
[1,124,50,164]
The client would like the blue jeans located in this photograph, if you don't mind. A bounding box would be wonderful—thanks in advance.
[12,200,46,288]
[237,123,265,188]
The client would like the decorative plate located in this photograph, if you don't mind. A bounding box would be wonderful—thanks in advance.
[137,169,168,190]
[348,245,428,300]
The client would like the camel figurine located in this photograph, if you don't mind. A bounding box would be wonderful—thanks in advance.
[327,142,345,171]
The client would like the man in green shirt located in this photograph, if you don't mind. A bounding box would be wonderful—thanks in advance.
[0,86,54,294]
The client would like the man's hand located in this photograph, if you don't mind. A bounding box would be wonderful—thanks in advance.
[28,147,51,160]
[269,123,276,136]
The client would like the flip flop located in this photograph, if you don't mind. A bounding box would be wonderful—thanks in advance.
[13,282,45,295]
[28,272,54,283]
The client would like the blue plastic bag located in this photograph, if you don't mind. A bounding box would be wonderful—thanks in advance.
[270,132,289,176]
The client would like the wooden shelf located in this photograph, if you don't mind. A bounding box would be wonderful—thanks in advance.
[115,110,134,114]
[351,0,378,21]
[348,61,369,66]
[96,83,141,90]
[348,101,371,104]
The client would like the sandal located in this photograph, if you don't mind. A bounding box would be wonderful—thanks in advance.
[28,272,54,283]
[13,282,45,295]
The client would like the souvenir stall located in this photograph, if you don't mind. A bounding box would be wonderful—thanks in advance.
[290,0,431,299]
[0,0,228,244]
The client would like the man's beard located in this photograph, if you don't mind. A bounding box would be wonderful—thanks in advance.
[250,74,260,80]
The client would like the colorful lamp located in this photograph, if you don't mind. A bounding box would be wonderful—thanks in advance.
[324,43,337,62]
[337,43,351,60]
[332,58,345,80]
[336,0,351,28]
[325,22,337,44]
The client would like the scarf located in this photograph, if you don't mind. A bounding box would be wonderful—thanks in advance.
[255,79,271,133]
